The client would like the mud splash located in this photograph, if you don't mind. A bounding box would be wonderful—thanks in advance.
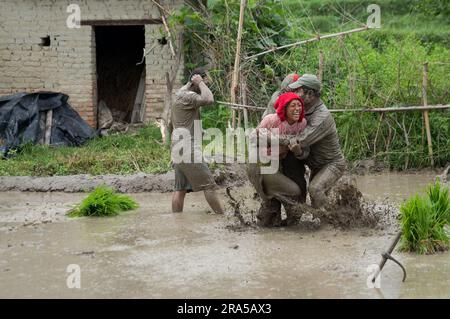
[225,176,398,230]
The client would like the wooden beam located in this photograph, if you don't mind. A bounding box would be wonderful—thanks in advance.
[131,69,146,123]
[81,19,162,26]
[245,26,369,60]
[217,101,450,113]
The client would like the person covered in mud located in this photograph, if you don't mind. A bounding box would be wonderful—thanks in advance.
[262,73,308,205]
[262,73,300,119]
[285,74,347,208]
[248,92,309,227]
[170,68,224,215]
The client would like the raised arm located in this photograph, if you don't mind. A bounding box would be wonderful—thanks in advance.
[191,74,214,107]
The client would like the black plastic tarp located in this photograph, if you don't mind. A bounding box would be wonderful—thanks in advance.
[0,92,96,153]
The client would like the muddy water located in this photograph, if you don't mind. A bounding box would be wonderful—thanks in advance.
[356,172,438,202]
[0,172,448,298]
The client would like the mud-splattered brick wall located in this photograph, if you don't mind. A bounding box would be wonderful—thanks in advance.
[0,0,185,127]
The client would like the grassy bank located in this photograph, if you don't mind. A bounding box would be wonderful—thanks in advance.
[0,125,171,176]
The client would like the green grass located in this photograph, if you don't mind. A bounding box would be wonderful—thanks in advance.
[67,186,139,217]
[400,180,450,254]
[283,0,449,44]
[0,124,171,176]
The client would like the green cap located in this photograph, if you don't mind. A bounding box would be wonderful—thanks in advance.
[288,74,321,92]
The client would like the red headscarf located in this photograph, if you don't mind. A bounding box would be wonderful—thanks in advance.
[274,92,305,122]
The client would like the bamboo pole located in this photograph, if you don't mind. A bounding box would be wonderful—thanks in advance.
[329,105,450,113]
[245,26,369,60]
[217,101,450,113]
[230,0,247,129]
[44,109,53,145]
[151,0,170,16]
[318,50,324,83]
[217,101,266,111]
[240,75,249,130]
[422,62,434,167]
[349,73,356,107]
[153,0,175,57]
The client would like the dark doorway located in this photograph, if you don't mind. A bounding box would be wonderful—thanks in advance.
[95,26,145,123]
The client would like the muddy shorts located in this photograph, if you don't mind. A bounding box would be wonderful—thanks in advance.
[174,162,216,192]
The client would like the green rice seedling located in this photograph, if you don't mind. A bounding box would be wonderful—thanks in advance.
[399,181,450,254]
[68,186,139,217]
[428,180,450,224]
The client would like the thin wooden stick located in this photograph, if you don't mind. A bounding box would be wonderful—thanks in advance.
[153,0,175,57]
[318,50,324,83]
[349,73,356,107]
[373,113,384,155]
[245,26,369,60]
[230,0,247,129]
[240,74,249,130]
[44,109,53,145]
[151,0,171,16]
[217,101,265,111]
[422,62,434,167]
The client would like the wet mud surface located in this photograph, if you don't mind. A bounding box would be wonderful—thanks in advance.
[0,165,245,193]
[0,172,449,298]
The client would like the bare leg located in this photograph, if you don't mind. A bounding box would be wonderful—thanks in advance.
[203,189,224,214]
[172,190,187,213]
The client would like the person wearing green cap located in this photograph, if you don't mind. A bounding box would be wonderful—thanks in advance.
[286,74,346,208]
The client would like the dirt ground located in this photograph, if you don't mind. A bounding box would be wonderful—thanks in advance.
[0,165,245,193]
[0,172,449,298]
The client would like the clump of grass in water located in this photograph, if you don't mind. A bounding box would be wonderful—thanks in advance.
[400,180,450,254]
[68,186,139,217]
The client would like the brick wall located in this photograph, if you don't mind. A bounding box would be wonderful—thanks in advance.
[0,0,185,127]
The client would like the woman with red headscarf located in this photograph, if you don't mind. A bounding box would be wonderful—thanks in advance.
[262,73,300,119]
[248,92,309,227]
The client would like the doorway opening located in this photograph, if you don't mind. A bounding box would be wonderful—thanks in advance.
[95,26,145,124]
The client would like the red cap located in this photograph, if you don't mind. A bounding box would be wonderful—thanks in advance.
[274,92,305,122]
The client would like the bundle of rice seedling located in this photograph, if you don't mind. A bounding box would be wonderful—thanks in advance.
[400,181,450,254]
[68,186,139,217]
